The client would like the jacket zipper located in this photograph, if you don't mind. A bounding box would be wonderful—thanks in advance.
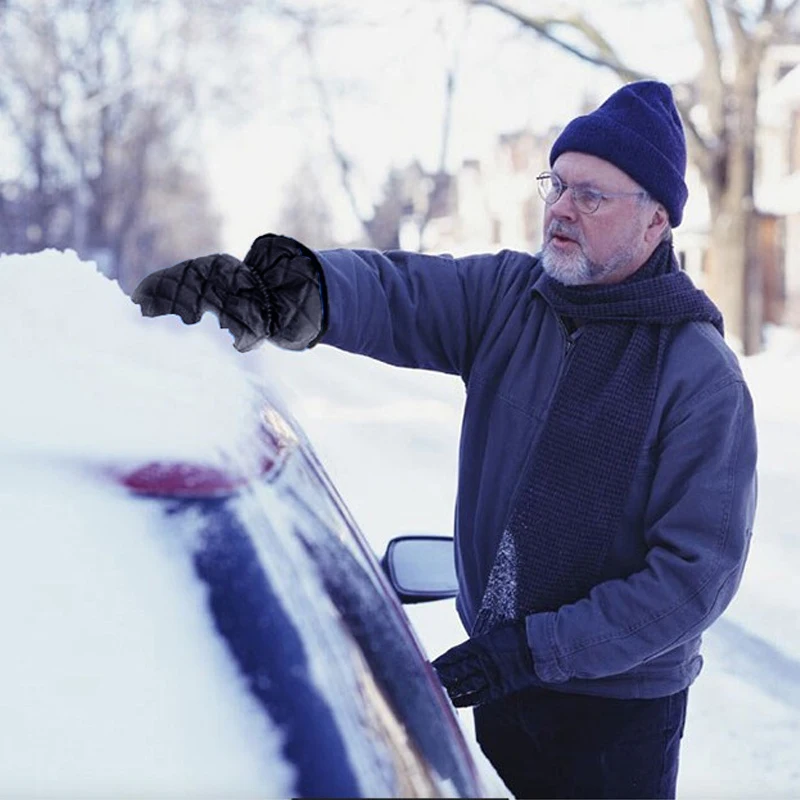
[556,314,577,357]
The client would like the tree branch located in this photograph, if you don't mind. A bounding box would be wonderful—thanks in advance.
[673,90,714,179]
[435,5,471,175]
[774,0,800,24]
[722,1,749,56]
[471,0,649,83]
[299,22,374,244]
[472,0,714,180]
[686,0,726,140]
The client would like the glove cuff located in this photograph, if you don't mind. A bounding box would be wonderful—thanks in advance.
[244,234,328,350]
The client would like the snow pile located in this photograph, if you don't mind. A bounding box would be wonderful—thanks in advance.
[0,249,262,466]
[0,250,295,797]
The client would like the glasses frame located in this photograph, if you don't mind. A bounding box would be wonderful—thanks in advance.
[536,171,647,215]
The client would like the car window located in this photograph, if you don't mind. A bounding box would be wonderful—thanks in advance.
[135,401,481,797]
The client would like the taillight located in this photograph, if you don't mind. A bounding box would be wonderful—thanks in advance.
[118,402,295,498]
[120,461,251,498]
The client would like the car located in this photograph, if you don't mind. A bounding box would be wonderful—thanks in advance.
[0,250,488,798]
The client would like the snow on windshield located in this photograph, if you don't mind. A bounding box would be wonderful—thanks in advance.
[0,250,296,797]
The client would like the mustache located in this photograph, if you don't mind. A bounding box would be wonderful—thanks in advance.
[546,221,582,244]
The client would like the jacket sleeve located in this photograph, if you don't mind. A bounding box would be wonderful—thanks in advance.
[315,247,509,376]
[525,376,758,683]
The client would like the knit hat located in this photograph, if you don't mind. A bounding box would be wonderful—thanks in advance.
[549,81,688,227]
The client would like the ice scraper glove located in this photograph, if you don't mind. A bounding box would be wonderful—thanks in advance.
[431,620,537,707]
[131,233,327,352]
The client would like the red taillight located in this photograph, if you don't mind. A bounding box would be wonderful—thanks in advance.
[118,403,294,498]
[120,461,251,498]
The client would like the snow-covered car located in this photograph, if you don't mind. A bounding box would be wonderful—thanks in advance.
[0,250,485,798]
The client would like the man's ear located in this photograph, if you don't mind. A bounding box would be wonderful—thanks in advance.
[644,204,669,244]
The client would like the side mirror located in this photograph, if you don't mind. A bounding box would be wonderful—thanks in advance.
[381,535,458,604]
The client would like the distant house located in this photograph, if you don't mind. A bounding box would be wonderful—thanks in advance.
[397,124,712,281]
[380,55,800,335]
[757,43,800,327]
[395,129,555,257]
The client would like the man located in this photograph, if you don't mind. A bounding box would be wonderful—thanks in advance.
[133,81,757,799]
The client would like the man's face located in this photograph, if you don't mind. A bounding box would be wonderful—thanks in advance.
[541,152,663,286]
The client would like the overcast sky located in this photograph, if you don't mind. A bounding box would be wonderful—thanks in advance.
[203,0,701,251]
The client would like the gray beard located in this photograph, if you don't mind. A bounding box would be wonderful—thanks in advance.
[541,241,636,286]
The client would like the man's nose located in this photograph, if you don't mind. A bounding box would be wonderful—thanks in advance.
[548,188,578,220]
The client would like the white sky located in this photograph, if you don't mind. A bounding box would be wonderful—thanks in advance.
[2,248,799,797]
[0,0,710,255]
[203,0,701,252]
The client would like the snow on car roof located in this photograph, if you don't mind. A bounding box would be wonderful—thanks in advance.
[0,248,263,468]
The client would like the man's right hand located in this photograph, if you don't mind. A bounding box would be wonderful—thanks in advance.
[131,234,326,353]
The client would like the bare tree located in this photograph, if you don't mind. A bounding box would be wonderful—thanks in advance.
[265,1,473,251]
[472,0,800,354]
[275,158,338,249]
[418,3,473,245]
[297,18,375,245]
[0,0,243,291]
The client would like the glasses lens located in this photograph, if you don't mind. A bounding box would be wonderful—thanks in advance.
[572,187,602,214]
[537,174,558,204]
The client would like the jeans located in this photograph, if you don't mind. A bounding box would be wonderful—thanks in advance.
[474,686,688,799]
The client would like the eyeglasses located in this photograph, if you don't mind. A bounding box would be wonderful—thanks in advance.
[536,172,646,215]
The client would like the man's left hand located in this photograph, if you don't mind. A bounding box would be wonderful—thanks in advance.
[431,620,538,708]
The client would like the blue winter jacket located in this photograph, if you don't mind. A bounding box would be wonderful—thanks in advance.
[316,246,758,700]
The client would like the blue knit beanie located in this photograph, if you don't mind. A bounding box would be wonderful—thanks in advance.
[549,81,688,227]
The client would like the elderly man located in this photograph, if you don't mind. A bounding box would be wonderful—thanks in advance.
[133,81,757,799]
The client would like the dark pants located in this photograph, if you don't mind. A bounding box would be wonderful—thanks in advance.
[474,686,688,799]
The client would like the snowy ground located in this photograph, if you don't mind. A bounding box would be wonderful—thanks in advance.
[2,249,799,797]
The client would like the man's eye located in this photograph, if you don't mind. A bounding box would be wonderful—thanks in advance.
[575,188,602,204]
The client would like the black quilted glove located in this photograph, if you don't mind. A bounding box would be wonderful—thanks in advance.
[131,234,327,352]
[432,621,537,707]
